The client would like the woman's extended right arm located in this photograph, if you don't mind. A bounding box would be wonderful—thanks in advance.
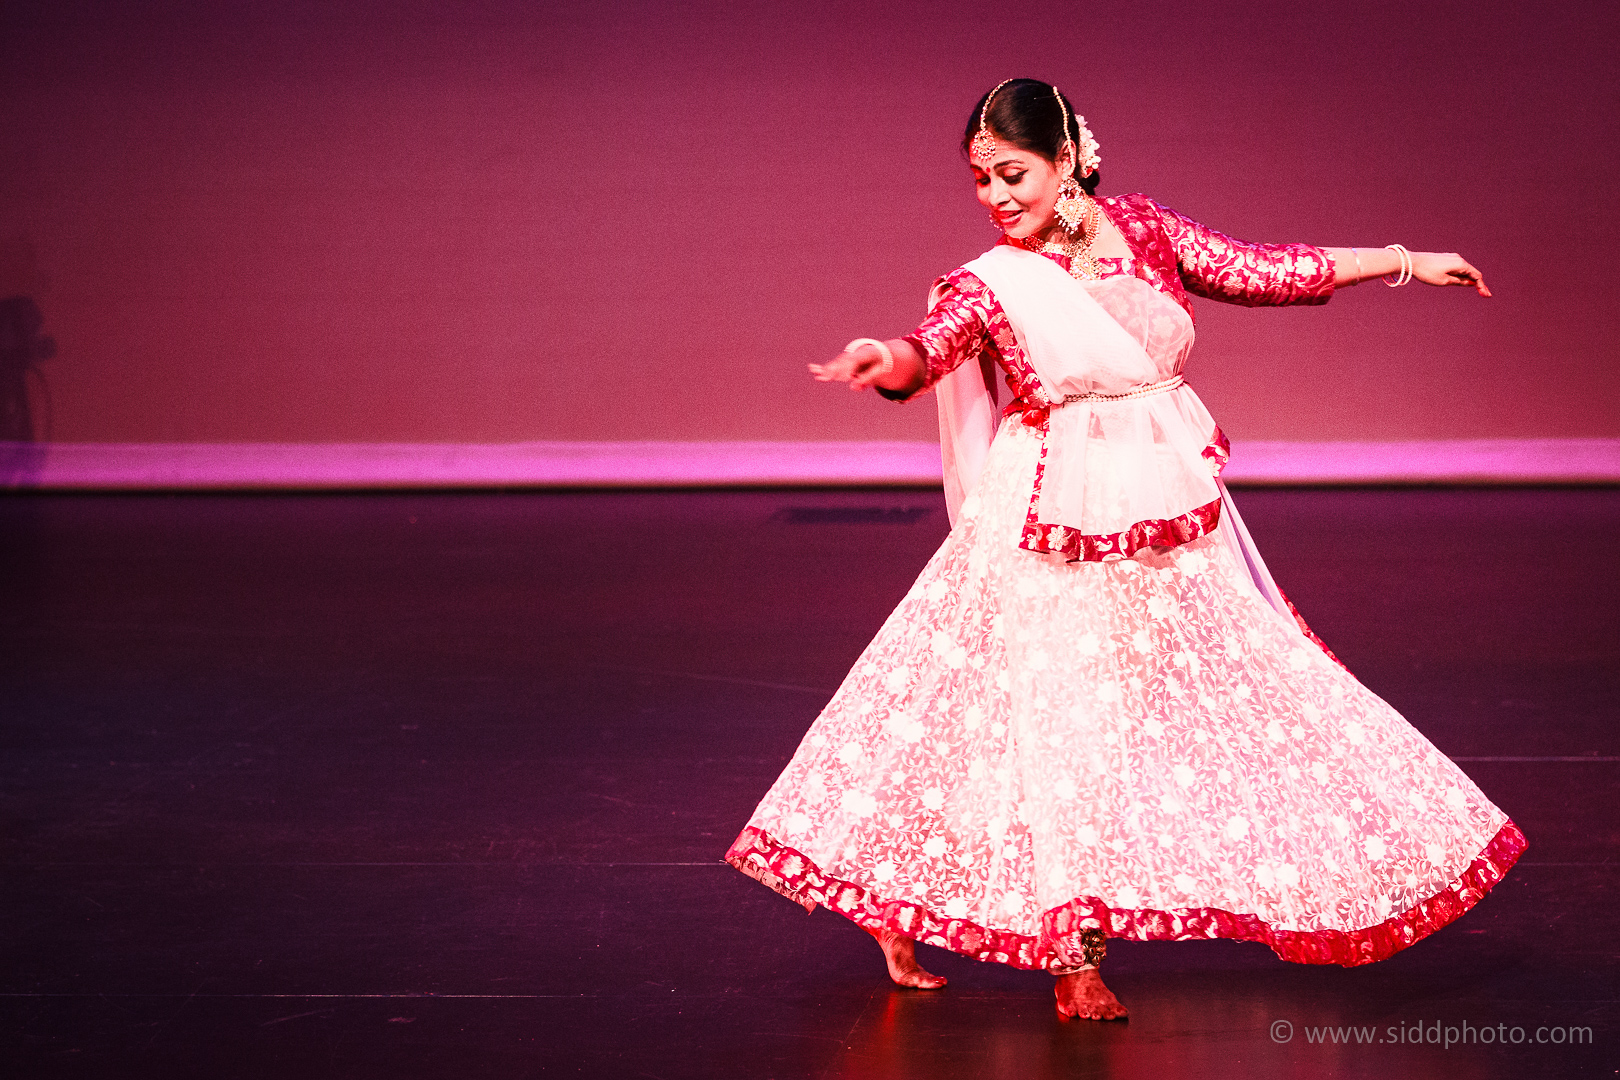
[807,272,996,400]
[808,339,928,396]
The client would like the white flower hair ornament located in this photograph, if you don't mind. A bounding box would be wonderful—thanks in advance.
[1073,114,1101,177]
[1053,89,1100,178]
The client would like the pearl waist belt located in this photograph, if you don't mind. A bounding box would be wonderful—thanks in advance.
[1056,373,1185,405]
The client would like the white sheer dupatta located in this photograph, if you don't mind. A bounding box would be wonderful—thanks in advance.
[967,246,1220,540]
[929,245,1297,626]
[929,279,1001,528]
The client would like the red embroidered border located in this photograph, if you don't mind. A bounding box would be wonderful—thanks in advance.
[1021,495,1225,563]
[1202,426,1231,474]
[726,820,1525,971]
[917,269,1047,404]
[1012,393,1230,562]
[1278,588,1350,672]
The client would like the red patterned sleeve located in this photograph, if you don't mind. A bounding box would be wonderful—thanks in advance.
[1151,201,1336,307]
[876,270,1001,402]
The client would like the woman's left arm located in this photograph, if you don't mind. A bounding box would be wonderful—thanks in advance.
[1151,200,1337,307]
[1148,199,1490,304]
[1324,247,1491,296]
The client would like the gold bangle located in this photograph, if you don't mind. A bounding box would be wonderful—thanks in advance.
[844,337,894,375]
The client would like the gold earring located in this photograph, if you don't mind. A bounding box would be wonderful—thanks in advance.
[1054,176,1086,233]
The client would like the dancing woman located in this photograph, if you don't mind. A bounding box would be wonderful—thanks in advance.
[725,78,1523,1021]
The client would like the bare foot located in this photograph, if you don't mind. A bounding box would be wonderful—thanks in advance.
[1054,969,1128,1021]
[865,926,946,989]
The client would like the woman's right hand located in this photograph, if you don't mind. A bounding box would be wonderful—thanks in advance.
[809,344,886,391]
[809,339,925,394]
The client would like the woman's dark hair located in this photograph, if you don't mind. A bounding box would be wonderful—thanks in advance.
[962,78,1100,195]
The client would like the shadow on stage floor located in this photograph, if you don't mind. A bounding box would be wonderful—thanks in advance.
[0,487,1614,1078]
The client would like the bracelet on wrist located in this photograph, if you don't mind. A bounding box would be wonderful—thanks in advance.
[844,337,894,375]
[1383,244,1413,288]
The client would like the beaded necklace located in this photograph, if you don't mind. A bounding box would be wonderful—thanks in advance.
[1019,192,1104,280]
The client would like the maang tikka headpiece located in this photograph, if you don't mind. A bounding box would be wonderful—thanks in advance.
[969,80,1014,164]
[971,80,1102,178]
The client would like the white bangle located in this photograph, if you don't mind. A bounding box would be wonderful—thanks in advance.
[844,337,894,375]
[1383,244,1413,287]
[1350,247,1363,282]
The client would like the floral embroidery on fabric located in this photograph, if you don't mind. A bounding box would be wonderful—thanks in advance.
[906,195,1334,401]
[1022,496,1224,562]
[906,269,1045,407]
[729,420,1521,969]
[1015,412,1230,563]
[1102,194,1337,317]
[913,269,1234,564]
[1280,589,1350,672]
[1203,427,1232,474]
[727,821,1526,969]
[901,198,1332,563]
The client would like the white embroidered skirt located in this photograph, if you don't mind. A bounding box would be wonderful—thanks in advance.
[727,417,1523,968]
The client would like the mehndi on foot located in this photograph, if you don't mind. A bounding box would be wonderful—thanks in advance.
[1053,928,1126,1020]
[1054,968,1128,1021]
[865,926,947,989]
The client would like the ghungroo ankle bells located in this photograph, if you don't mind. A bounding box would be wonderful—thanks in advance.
[1050,927,1109,975]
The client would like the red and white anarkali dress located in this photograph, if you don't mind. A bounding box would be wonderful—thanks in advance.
[727,194,1525,971]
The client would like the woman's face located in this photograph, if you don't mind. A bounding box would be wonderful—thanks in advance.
[973,142,1069,239]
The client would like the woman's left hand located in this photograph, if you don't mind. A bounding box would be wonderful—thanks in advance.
[1411,252,1491,297]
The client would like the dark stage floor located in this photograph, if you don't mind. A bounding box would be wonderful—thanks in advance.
[1,487,1616,1078]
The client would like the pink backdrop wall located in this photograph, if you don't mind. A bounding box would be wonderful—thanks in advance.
[2,0,1616,445]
